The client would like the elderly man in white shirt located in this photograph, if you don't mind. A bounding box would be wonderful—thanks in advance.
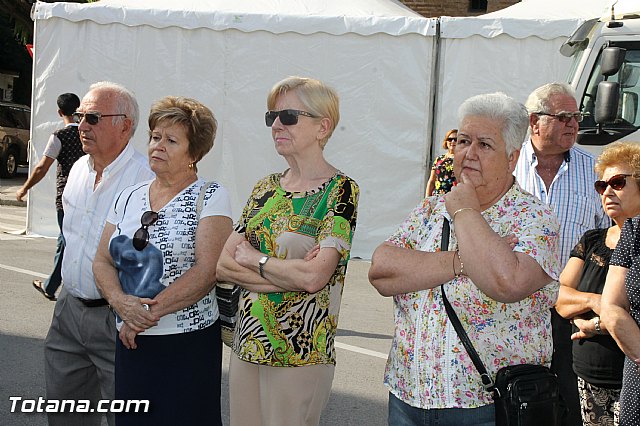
[44,81,154,426]
[514,82,609,426]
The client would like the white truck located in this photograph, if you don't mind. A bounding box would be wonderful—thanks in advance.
[561,1,640,153]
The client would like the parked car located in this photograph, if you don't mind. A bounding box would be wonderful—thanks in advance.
[0,102,30,178]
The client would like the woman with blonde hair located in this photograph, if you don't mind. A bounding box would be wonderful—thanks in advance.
[557,142,640,425]
[217,76,359,426]
[599,142,640,426]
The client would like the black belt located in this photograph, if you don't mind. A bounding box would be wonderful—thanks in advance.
[75,297,109,308]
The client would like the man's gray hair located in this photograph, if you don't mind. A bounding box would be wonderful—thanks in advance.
[524,82,576,115]
[458,92,529,155]
[89,81,139,137]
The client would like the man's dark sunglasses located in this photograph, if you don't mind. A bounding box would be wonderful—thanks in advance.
[72,112,127,125]
[133,211,159,251]
[594,174,634,195]
[535,111,584,123]
[265,109,317,127]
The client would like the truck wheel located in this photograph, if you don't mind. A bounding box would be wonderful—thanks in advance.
[0,149,17,178]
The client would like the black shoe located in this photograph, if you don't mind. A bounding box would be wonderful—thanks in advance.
[32,280,57,301]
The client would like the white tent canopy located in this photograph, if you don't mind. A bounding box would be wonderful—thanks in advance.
[29,0,436,259]
[29,0,619,259]
[430,0,613,162]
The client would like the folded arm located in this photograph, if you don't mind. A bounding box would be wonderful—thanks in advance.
[556,257,601,318]
[216,231,341,294]
[601,265,640,360]
[453,209,552,303]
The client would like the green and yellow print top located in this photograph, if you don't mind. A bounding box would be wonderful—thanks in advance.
[233,171,359,367]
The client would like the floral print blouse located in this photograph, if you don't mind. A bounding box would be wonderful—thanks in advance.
[384,182,560,409]
[431,154,456,195]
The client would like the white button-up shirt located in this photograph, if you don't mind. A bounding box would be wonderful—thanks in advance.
[61,143,154,299]
[514,139,609,268]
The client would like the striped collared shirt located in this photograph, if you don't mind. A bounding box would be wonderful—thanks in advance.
[61,143,155,299]
[514,139,609,268]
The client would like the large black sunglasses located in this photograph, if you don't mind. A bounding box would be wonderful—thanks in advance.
[535,111,584,123]
[594,174,634,195]
[265,109,317,127]
[72,112,127,126]
[132,211,159,251]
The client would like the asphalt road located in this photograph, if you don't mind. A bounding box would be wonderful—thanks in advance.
[0,201,395,425]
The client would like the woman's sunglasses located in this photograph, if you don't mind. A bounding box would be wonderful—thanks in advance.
[447,137,457,142]
[594,174,634,195]
[132,211,159,251]
[72,112,127,126]
[265,109,317,127]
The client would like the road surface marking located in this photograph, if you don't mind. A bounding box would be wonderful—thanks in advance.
[335,341,388,359]
[0,263,391,360]
[0,263,48,279]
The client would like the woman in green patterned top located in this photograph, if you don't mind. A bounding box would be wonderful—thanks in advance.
[216,76,359,426]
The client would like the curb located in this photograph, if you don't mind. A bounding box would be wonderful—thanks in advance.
[0,198,26,207]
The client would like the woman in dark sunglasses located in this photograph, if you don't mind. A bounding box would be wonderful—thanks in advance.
[556,141,640,426]
[93,96,233,426]
[217,76,359,426]
[425,129,458,197]
[600,142,640,426]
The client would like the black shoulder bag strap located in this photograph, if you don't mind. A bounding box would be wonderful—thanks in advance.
[440,218,495,391]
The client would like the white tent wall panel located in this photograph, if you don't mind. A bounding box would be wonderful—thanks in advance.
[29,18,434,259]
[431,34,573,161]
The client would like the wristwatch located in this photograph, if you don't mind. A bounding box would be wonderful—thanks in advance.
[258,255,270,278]
[593,316,602,334]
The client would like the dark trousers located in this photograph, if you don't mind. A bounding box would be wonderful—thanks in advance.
[115,321,223,426]
[550,308,582,426]
[44,209,64,295]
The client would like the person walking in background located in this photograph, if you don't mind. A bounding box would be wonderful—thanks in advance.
[555,142,640,425]
[93,96,232,425]
[425,129,457,197]
[514,82,609,426]
[369,92,559,425]
[216,76,359,426]
[44,82,154,426]
[16,93,84,301]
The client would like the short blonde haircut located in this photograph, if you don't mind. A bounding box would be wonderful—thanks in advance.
[441,129,458,149]
[267,76,339,148]
[595,142,640,182]
[148,96,217,172]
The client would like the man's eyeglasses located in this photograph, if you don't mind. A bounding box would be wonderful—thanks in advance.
[132,211,159,251]
[594,174,634,195]
[265,109,317,127]
[535,111,584,123]
[72,112,127,126]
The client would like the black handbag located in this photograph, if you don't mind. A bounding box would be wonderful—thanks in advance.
[440,218,563,426]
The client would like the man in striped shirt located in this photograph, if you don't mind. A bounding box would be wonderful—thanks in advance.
[514,82,609,426]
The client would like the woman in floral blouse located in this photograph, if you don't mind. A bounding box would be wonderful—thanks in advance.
[369,92,560,425]
[426,129,457,197]
[216,76,359,426]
